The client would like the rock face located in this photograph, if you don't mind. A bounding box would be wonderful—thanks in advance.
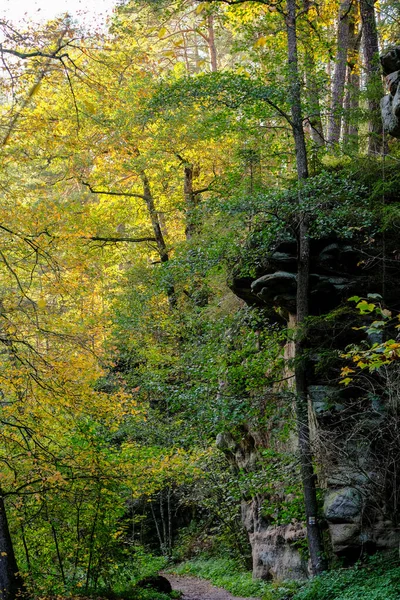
[380,47,400,137]
[249,520,308,581]
[324,488,363,523]
[242,500,308,581]
[222,230,400,580]
[218,433,309,581]
[230,237,400,315]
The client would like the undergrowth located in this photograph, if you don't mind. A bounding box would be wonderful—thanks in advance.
[291,553,400,600]
[170,553,400,600]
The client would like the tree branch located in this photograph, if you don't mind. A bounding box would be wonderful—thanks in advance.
[86,236,156,243]
[81,180,147,201]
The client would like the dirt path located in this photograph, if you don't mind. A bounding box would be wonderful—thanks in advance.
[163,574,260,600]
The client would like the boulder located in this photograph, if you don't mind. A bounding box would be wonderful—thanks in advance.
[324,487,363,523]
[136,575,172,594]
[380,47,400,137]
[381,47,400,76]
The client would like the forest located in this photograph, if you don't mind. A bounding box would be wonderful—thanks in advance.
[0,0,400,599]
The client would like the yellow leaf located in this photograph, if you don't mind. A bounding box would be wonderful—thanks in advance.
[158,27,167,38]
[341,366,355,375]
[254,36,267,48]
[83,101,96,114]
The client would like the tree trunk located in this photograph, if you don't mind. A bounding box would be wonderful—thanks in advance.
[303,0,324,147]
[184,163,196,240]
[343,14,361,151]
[0,494,23,600]
[286,0,327,575]
[184,163,203,239]
[286,0,308,180]
[207,15,218,72]
[328,0,351,144]
[304,55,325,147]
[140,171,176,307]
[360,0,384,154]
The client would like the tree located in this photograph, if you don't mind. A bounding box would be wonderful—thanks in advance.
[360,0,384,154]
[144,0,328,573]
[328,0,352,145]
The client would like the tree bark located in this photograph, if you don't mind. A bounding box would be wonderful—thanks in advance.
[328,0,351,144]
[286,0,327,575]
[184,163,196,240]
[140,171,176,307]
[0,494,23,600]
[183,163,203,239]
[343,14,361,151]
[304,53,325,147]
[360,0,384,154]
[207,15,218,72]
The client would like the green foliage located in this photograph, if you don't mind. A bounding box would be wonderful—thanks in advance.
[147,71,286,118]
[291,553,400,600]
[168,554,400,600]
[340,295,400,383]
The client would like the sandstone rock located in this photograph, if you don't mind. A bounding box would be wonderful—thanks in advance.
[381,47,400,75]
[328,523,361,552]
[386,69,400,95]
[380,47,400,137]
[216,432,238,452]
[251,271,297,308]
[324,487,363,523]
[373,519,400,549]
[308,385,344,415]
[227,226,400,574]
[250,524,308,581]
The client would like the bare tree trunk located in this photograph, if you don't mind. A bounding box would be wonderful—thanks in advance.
[304,57,325,147]
[72,497,82,584]
[0,494,23,600]
[343,15,361,151]
[286,0,327,575]
[193,35,201,73]
[50,522,66,587]
[303,0,325,147]
[286,2,308,180]
[85,492,100,593]
[328,0,351,144]
[20,524,30,575]
[184,163,196,240]
[360,0,384,154]
[182,32,191,74]
[167,487,172,557]
[207,15,218,72]
[183,163,204,240]
[150,501,166,556]
[140,171,176,307]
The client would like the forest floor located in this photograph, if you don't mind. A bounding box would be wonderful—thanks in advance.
[163,574,261,600]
